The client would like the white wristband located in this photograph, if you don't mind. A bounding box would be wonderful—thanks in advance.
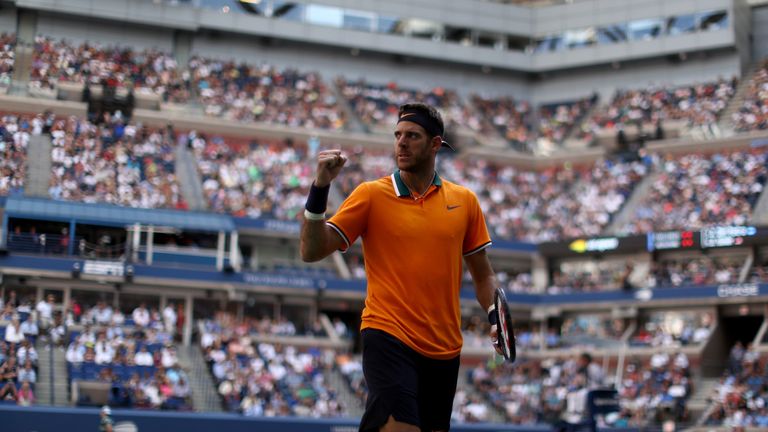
[304,209,326,221]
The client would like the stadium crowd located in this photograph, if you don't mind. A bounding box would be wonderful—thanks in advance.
[0,113,31,196]
[704,344,768,428]
[467,351,692,428]
[187,132,311,218]
[199,312,344,417]
[49,114,184,209]
[0,32,14,90]
[618,149,768,235]
[732,59,768,132]
[438,155,647,243]
[577,78,737,142]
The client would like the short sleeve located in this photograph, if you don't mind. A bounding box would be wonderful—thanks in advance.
[462,190,492,256]
[327,182,371,252]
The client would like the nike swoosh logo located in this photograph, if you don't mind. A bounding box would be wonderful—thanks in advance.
[447,205,461,210]
[400,113,416,119]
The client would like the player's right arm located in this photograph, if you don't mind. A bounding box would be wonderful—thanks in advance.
[300,150,348,262]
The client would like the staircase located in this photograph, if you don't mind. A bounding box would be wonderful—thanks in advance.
[323,367,365,418]
[331,80,368,134]
[176,345,223,412]
[25,134,53,198]
[174,143,208,211]
[35,340,70,407]
[690,377,722,426]
[749,179,768,226]
[717,64,762,133]
[604,171,661,235]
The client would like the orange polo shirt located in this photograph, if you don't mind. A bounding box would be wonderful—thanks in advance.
[327,170,492,359]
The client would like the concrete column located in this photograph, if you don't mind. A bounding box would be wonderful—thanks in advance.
[11,9,37,90]
[68,220,76,255]
[1,213,8,247]
[216,231,225,271]
[229,231,239,270]
[147,226,155,265]
[132,223,141,263]
[531,254,549,292]
[172,30,194,71]
[183,295,193,346]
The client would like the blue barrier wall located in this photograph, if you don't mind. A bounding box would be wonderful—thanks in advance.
[0,405,551,432]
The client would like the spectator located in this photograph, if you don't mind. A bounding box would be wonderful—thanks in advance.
[132,303,151,328]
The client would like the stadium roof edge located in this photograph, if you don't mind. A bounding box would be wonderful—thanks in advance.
[4,196,235,232]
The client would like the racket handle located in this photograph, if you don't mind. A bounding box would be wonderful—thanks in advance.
[487,304,497,326]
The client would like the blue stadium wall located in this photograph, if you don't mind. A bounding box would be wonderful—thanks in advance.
[0,405,554,432]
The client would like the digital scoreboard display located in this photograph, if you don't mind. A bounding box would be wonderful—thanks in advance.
[647,230,697,251]
[539,226,768,257]
[700,226,758,248]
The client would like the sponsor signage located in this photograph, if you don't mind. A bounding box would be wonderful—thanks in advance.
[717,283,759,298]
[242,272,315,288]
[82,260,125,276]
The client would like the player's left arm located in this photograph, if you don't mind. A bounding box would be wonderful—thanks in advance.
[464,249,498,313]
[465,249,503,354]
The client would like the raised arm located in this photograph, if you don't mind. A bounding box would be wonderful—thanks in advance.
[300,149,348,262]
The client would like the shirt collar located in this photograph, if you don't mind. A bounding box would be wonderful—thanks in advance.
[390,169,442,198]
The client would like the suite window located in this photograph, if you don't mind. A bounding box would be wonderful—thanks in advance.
[596,24,628,44]
[698,10,728,32]
[305,4,343,28]
[628,17,664,41]
[377,16,400,34]
[563,27,596,49]
[272,1,304,21]
[343,10,375,32]
[666,13,697,36]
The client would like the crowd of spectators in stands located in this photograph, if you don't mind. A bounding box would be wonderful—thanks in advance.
[619,149,768,234]
[0,32,14,90]
[65,323,191,410]
[704,343,768,428]
[30,36,345,130]
[535,95,596,150]
[617,352,693,426]
[469,95,532,147]
[188,132,311,218]
[468,353,608,425]
[192,59,344,129]
[0,291,41,405]
[48,114,184,209]
[57,299,191,410]
[647,257,742,288]
[733,60,768,132]
[578,78,736,142]
[630,312,713,348]
[437,155,647,243]
[337,79,471,133]
[1,289,193,410]
[199,312,343,417]
[30,36,180,97]
[467,351,693,428]
[0,113,31,196]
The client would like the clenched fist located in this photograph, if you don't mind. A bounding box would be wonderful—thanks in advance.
[314,149,347,187]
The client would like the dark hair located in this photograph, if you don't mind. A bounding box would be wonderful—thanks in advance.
[398,103,444,139]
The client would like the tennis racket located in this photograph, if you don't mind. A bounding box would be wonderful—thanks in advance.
[494,287,516,363]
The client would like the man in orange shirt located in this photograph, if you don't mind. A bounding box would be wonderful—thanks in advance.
[301,103,502,432]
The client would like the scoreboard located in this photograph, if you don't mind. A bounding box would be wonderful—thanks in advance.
[647,230,698,251]
[539,226,767,257]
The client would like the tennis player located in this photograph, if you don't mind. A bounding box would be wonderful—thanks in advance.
[301,102,502,432]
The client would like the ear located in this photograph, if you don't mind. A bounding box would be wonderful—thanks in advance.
[431,135,442,152]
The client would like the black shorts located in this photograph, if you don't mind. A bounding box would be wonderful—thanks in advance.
[359,328,460,432]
